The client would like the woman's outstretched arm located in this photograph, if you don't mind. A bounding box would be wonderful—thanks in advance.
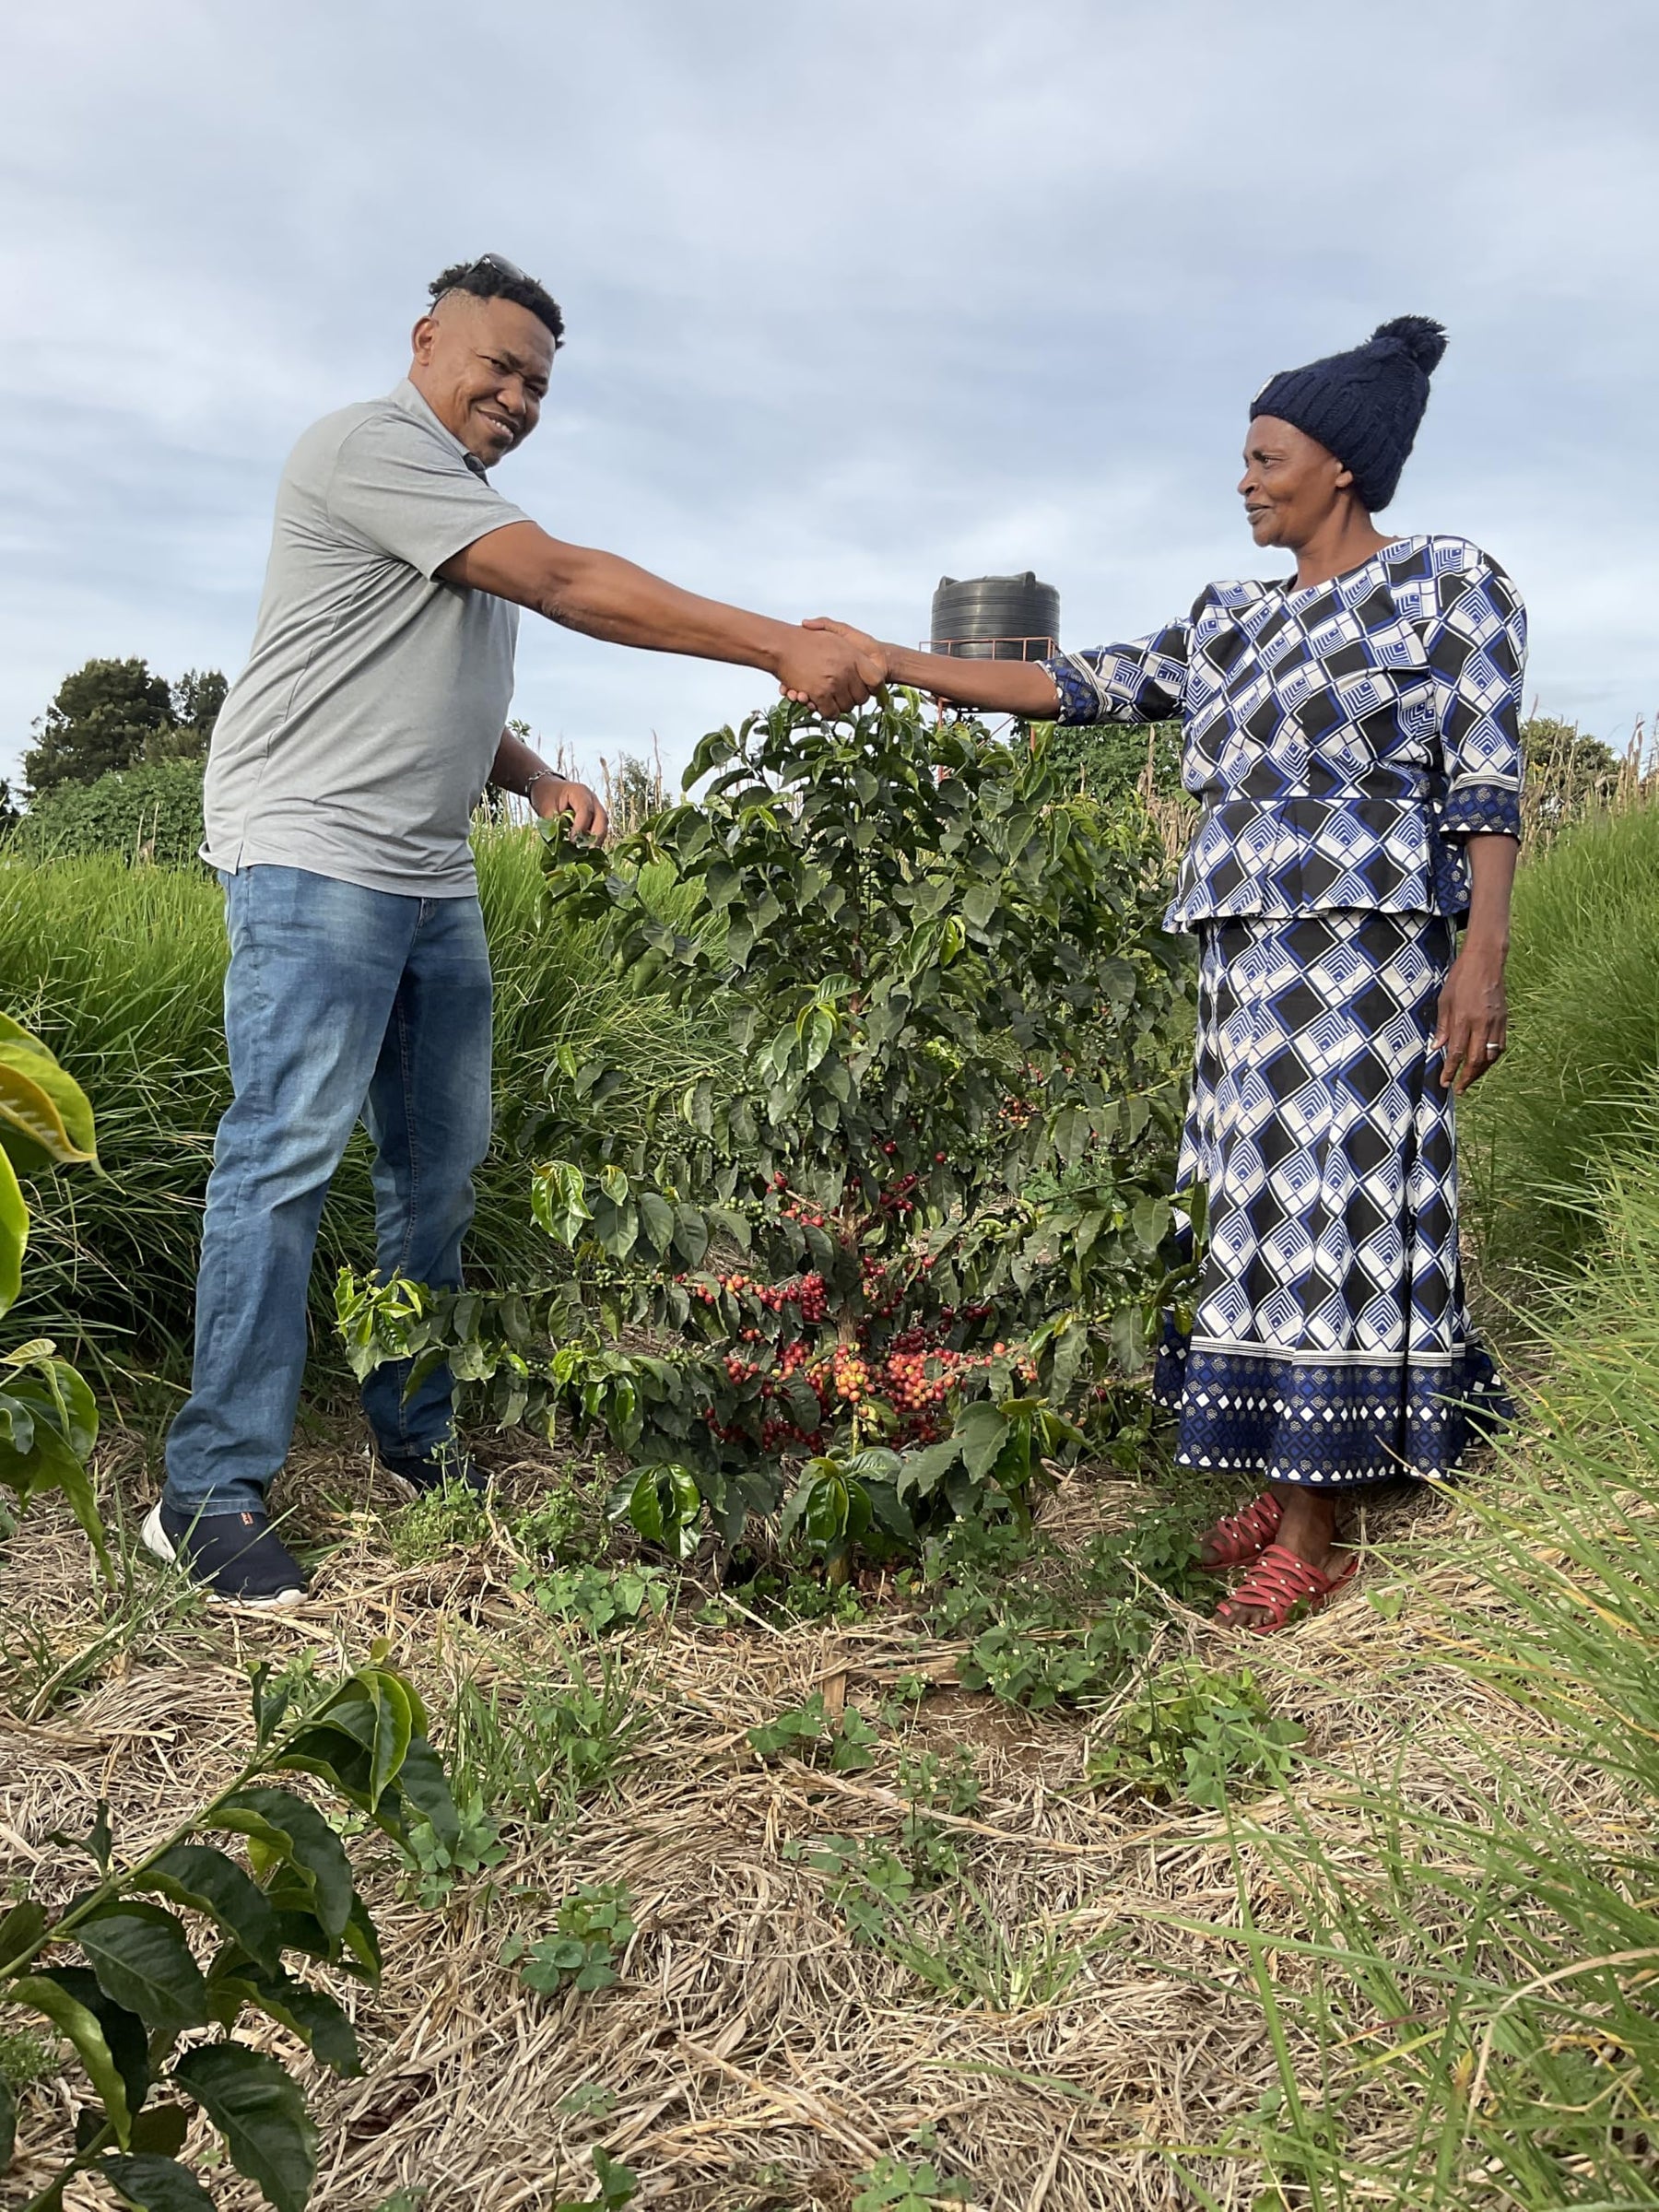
[800,618,1063,718]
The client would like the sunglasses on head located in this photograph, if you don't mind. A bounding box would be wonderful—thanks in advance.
[462,252,528,287]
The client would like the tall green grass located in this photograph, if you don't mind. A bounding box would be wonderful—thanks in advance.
[0,828,735,1382]
[1206,1125,1659,2207]
[1178,810,1659,2200]
[1462,804,1659,1275]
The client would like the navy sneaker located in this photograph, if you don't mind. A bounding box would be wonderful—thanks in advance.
[140,1500,308,1610]
[374,1442,488,1500]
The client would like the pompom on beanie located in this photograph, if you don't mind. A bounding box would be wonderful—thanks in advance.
[1250,315,1448,512]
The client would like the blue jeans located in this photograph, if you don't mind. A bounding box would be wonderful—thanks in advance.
[164,865,494,1514]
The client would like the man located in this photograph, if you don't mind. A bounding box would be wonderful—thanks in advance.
[143,253,876,1608]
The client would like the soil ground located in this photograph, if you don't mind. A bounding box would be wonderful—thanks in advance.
[0,1406,1594,2212]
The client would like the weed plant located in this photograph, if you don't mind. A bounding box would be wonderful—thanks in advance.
[505,1882,637,1995]
[1212,1128,1659,2206]
[851,2154,971,2210]
[748,1694,879,1771]
[0,1513,211,1722]
[554,2143,638,2210]
[787,1748,982,1946]
[735,1563,870,1627]
[905,1491,1209,1711]
[886,1880,1095,2012]
[507,1481,592,1563]
[797,1823,1096,2011]
[0,827,737,1381]
[401,1789,509,1908]
[0,2028,57,2096]
[510,1559,672,1636]
[558,2083,619,2122]
[1086,1658,1304,1807]
[384,1478,492,1568]
[384,1471,593,1571]
[444,1652,647,1821]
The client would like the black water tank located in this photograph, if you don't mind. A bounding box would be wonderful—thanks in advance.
[930,571,1060,661]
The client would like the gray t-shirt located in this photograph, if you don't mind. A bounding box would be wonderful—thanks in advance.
[203,379,529,897]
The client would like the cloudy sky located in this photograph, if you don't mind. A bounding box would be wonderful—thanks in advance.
[2,0,1653,791]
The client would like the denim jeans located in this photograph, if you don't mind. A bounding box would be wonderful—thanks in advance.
[164,865,494,1514]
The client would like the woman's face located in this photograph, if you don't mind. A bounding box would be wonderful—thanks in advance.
[1239,416,1355,549]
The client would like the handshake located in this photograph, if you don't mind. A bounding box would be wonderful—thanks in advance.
[774,617,892,716]
[759,609,1057,727]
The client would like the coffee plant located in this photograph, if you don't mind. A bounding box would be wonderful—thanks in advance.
[0,1660,460,2212]
[0,1014,107,1575]
[339,691,1195,1566]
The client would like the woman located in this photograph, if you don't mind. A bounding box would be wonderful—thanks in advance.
[807,317,1524,1631]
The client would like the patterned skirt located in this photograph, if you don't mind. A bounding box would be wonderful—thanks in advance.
[1153,912,1510,1488]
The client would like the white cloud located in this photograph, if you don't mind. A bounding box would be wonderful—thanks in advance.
[1,0,1653,793]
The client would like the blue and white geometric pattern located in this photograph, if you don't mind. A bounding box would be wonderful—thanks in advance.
[1041,536,1526,932]
[1153,912,1511,1487]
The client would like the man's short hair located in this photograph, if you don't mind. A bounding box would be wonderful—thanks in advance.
[429,257,565,349]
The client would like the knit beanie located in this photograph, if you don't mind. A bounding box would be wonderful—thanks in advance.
[1250,315,1448,512]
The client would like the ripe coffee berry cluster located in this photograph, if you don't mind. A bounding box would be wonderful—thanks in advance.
[689,1277,1035,1451]
[674,1268,830,1324]
[670,1169,1039,1456]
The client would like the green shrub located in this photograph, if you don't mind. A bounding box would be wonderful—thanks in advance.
[1033,716,1182,806]
[7,759,208,868]
[1461,803,1659,1274]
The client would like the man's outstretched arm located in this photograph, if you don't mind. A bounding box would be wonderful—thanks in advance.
[441,524,882,716]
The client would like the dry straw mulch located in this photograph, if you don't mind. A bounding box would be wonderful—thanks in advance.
[0,1428,1606,2212]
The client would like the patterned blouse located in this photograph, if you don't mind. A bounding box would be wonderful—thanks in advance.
[1041,535,1526,930]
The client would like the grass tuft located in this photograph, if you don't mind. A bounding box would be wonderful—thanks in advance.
[1462,804,1659,1276]
[1212,1122,1659,2206]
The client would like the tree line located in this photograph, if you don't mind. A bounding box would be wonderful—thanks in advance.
[1,657,229,825]
[1,656,1630,840]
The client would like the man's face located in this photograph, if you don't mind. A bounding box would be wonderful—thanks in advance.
[408,291,555,467]
[1238,415,1353,548]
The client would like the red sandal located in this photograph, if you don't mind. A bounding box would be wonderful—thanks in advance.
[1197,1490,1283,1572]
[1214,1542,1359,1633]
